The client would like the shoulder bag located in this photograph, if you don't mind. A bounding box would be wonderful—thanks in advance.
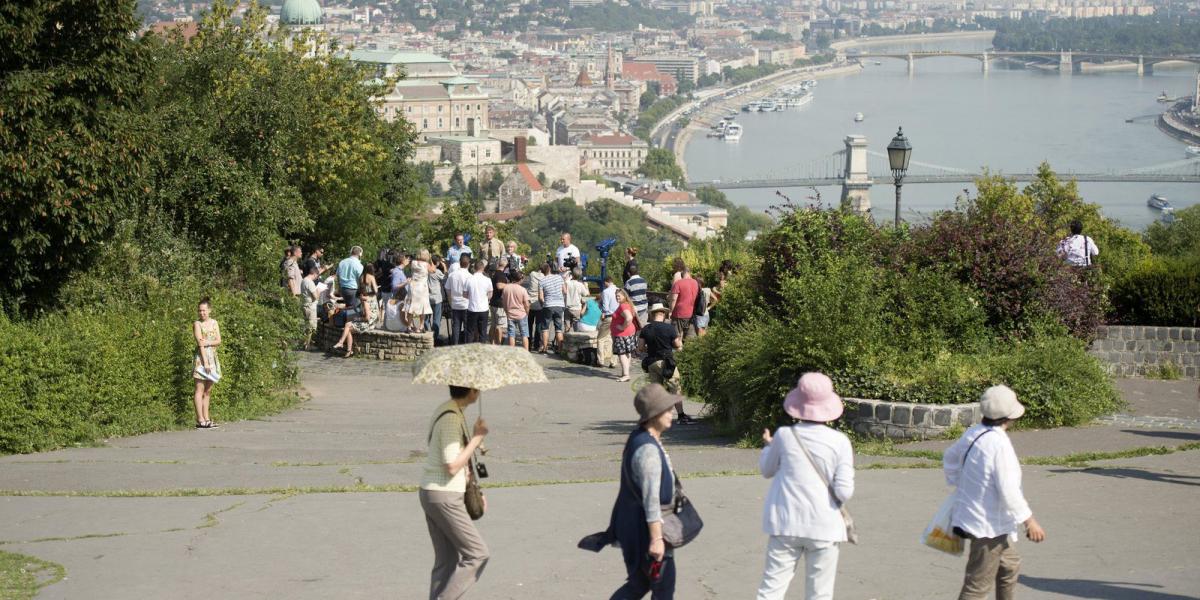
[427,409,485,520]
[790,426,858,544]
[660,475,704,548]
[620,441,703,548]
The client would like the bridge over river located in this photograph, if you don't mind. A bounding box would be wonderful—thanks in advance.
[845,50,1200,74]
[689,148,1200,191]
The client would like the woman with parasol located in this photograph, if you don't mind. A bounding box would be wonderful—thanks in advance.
[413,344,548,599]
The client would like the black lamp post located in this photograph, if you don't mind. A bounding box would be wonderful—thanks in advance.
[887,127,912,227]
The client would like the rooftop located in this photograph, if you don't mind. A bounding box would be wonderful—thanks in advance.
[349,49,451,65]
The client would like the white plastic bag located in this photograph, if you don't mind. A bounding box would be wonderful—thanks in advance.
[383,299,407,332]
[922,494,964,555]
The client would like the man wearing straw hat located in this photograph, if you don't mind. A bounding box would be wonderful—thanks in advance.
[943,385,1047,600]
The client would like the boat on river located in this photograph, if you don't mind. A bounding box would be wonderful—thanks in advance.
[854,112,865,122]
[758,99,777,112]
[744,101,760,112]
[1187,146,1200,158]
[722,123,742,142]
[1147,193,1172,210]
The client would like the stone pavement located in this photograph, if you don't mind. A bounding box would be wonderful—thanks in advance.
[1,351,1198,599]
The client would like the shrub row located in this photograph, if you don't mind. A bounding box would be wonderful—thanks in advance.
[1109,255,1200,327]
[0,288,300,454]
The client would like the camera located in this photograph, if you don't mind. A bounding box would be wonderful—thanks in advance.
[563,255,579,270]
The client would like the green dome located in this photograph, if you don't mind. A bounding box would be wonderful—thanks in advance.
[280,0,322,25]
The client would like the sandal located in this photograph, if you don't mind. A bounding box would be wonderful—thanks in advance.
[617,376,630,382]
[344,350,354,358]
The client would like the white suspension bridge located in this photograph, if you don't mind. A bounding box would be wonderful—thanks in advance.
[690,149,1200,190]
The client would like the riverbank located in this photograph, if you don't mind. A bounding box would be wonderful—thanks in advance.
[671,62,863,181]
[1158,105,1200,145]
[830,30,995,51]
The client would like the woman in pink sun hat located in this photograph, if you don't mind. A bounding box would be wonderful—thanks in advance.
[755,372,855,600]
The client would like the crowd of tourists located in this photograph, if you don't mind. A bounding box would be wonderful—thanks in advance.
[279,229,737,417]
[422,376,1046,600]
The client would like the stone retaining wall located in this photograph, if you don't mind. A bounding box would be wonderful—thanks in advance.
[1089,325,1200,378]
[844,398,981,441]
[316,322,433,362]
[562,331,598,363]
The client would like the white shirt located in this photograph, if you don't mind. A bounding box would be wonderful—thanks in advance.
[465,272,493,312]
[1056,234,1099,267]
[943,425,1032,540]
[445,268,471,311]
[556,244,580,270]
[759,423,855,541]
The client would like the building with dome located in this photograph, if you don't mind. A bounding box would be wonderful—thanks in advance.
[279,0,323,26]
[278,0,325,56]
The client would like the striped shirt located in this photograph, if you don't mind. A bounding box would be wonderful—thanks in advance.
[421,401,468,493]
[624,275,648,314]
[540,273,565,308]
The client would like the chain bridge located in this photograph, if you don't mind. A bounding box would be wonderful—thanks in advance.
[689,149,1200,191]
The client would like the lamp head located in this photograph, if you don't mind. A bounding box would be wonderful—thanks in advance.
[887,127,912,176]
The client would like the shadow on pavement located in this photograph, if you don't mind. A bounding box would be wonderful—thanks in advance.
[1121,429,1200,442]
[1019,575,1199,599]
[1051,467,1200,487]
[583,419,740,448]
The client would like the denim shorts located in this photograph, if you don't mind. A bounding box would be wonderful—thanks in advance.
[693,312,710,329]
[545,306,565,336]
[507,318,530,340]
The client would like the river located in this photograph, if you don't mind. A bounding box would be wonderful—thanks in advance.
[684,37,1200,229]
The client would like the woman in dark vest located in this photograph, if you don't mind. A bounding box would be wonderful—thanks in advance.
[581,384,684,599]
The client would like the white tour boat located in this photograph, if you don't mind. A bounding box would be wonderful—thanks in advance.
[1147,193,1172,210]
[722,123,743,142]
[854,112,865,122]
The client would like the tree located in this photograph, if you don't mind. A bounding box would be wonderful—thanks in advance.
[508,198,683,273]
[1144,205,1200,259]
[636,148,685,186]
[1,0,152,310]
[138,2,425,282]
[448,166,466,197]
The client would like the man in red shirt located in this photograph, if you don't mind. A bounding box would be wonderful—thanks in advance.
[668,268,699,340]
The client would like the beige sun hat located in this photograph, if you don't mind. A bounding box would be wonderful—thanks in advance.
[980,385,1025,420]
[647,302,670,316]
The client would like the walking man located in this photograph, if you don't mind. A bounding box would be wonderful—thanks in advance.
[944,385,1046,600]
[597,276,618,368]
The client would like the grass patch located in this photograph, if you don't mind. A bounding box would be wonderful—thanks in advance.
[1144,361,1182,380]
[1021,442,1200,467]
[0,550,65,598]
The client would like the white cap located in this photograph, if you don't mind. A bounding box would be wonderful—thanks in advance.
[980,385,1025,420]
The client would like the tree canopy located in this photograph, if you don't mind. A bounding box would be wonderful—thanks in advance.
[983,16,1200,54]
[508,198,682,274]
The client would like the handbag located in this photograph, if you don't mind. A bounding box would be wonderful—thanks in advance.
[427,409,485,521]
[790,426,858,544]
[922,429,993,554]
[660,475,704,548]
[619,440,704,548]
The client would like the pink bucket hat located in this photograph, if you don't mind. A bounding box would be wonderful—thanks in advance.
[783,373,843,422]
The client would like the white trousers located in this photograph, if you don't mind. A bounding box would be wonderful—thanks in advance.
[755,535,840,600]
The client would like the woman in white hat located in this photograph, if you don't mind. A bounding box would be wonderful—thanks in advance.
[943,385,1046,600]
[755,372,854,600]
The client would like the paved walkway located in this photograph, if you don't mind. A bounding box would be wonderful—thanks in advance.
[1,352,1198,599]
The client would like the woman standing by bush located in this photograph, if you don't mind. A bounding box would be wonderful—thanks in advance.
[756,373,854,600]
[192,297,222,429]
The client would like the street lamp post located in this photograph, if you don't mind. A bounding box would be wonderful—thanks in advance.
[887,127,912,228]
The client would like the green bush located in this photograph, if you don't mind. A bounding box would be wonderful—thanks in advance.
[0,288,300,454]
[678,200,1122,439]
[1109,255,1200,326]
